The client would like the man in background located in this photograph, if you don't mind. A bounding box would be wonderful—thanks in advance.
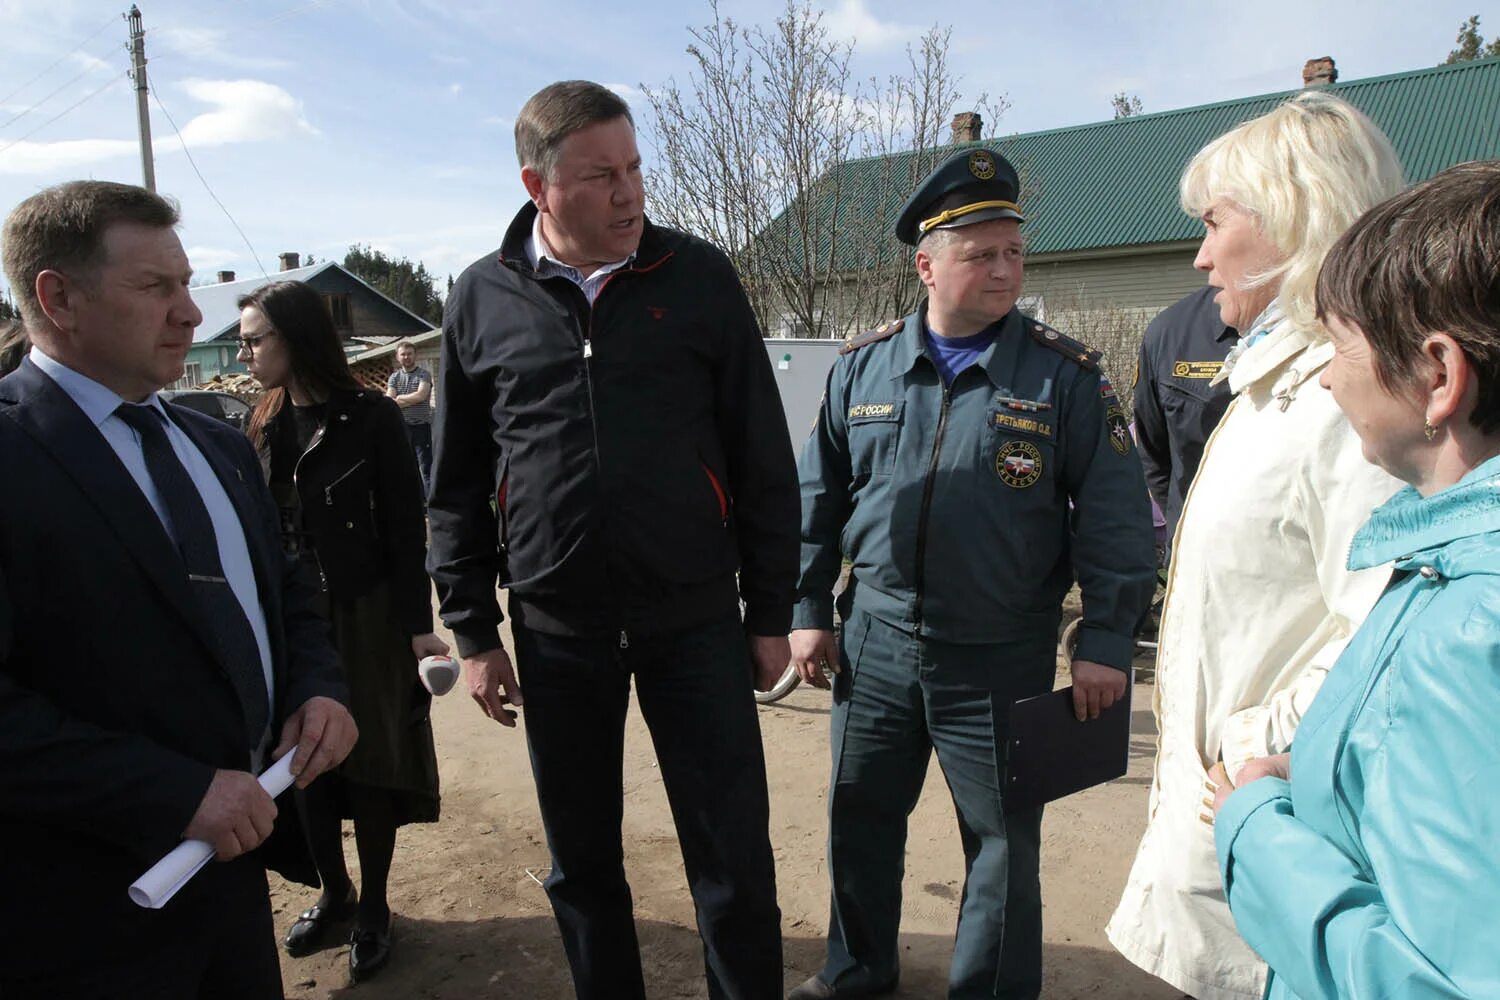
[1131,286,1236,558]
[386,340,434,495]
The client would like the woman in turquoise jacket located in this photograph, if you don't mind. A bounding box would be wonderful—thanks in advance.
[1211,161,1500,999]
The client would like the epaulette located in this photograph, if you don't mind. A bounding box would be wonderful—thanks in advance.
[1026,319,1100,370]
[839,319,903,355]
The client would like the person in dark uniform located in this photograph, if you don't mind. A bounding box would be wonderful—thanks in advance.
[786,149,1157,1000]
[1131,286,1237,557]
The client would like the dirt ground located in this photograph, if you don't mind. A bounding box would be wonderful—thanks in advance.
[271,604,1182,1000]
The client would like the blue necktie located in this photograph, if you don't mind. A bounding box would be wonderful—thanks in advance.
[115,403,269,745]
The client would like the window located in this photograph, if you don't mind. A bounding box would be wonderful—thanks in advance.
[174,362,203,389]
[325,293,352,330]
[777,309,823,338]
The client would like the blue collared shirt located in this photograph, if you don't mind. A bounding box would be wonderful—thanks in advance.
[527,212,635,305]
[28,349,275,742]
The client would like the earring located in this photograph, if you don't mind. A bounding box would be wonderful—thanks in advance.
[1424,420,1438,441]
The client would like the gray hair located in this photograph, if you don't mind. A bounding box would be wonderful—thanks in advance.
[514,81,633,181]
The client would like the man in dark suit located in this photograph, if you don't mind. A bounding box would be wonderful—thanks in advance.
[0,181,358,999]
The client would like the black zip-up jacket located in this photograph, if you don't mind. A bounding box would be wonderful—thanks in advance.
[428,203,798,656]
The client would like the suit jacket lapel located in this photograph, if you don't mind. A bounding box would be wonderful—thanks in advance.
[0,363,234,673]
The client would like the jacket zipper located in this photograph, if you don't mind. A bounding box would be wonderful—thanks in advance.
[574,254,674,654]
[578,259,669,474]
[911,384,953,633]
[322,459,367,505]
[291,406,333,592]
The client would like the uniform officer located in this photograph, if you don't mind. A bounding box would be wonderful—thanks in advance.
[786,148,1157,1000]
[1131,286,1236,559]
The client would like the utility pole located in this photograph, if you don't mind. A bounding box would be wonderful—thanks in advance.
[126,5,155,192]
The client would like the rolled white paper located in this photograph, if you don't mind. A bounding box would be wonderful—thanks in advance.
[418,654,460,696]
[128,751,298,909]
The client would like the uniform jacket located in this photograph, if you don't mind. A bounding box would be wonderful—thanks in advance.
[428,203,798,655]
[1107,303,1401,1000]
[0,358,345,981]
[1217,453,1500,1000]
[1132,285,1236,551]
[259,389,433,636]
[794,303,1156,668]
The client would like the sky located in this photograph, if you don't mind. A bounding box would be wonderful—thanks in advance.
[0,0,1494,301]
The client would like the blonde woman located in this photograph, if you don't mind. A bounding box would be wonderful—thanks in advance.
[1106,92,1405,1000]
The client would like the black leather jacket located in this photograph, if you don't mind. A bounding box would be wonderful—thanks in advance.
[259,389,432,636]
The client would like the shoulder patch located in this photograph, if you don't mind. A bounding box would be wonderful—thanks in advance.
[840,318,903,356]
[1026,319,1100,371]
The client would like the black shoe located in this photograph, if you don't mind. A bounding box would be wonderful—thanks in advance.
[284,885,357,957]
[349,918,394,983]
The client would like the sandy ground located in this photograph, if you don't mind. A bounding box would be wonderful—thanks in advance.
[271,604,1183,1000]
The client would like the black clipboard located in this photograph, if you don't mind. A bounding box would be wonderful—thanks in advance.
[1003,684,1131,814]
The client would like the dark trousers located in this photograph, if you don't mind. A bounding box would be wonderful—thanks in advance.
[404,421,432,497]
[2,855,283,1000]
[821,610,1052,1000]
[511,617,783,1000]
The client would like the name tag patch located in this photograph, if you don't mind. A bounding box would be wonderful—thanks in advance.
[997,440,1044,488]
[848,401,901,423]
[1172,360,1224,379]
[993,411,1054,440]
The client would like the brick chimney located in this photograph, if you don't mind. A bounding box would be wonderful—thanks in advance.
[278,252,300,272]
[1302,57,1337,87]
[951,112,983,143]
[217,270,235,283]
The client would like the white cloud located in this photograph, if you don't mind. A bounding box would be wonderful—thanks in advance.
[0,137,136,175]
[174,79,319,146]
[820,0,919,52]
[0,78,316,176]
[150,26,291,71]
[185,246,242,272]
[482,115,512,127]
[604,82,641,106]
[68,50,112,74]
[449,82,463,95]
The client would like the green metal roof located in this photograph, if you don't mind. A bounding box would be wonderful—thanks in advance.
[760,55,1500,268]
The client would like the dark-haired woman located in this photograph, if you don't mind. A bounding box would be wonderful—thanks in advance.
[237,280,445,983]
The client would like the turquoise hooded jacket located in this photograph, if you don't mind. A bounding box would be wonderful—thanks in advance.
[1215,452,1500,999]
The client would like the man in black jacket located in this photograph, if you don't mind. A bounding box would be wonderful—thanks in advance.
[1131,286,1237,560]
[0,180,356,998]
[428,80,798,999]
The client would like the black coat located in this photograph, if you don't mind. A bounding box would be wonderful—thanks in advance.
[429,203,799,655]
[0,359,345,983]
[259,389,440,820]
[260,389,432,637]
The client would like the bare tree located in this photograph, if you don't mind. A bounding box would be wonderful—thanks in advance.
[1111,92,1144,118]
[852,28,1009,329]
[643,3,1006,339]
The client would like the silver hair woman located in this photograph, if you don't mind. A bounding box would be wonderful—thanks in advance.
[1106,91,1406,1000]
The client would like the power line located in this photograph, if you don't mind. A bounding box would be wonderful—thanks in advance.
[149,84,269,280]
[0,13,120,107]
[0,46,127,132]
[0,71,128,159]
